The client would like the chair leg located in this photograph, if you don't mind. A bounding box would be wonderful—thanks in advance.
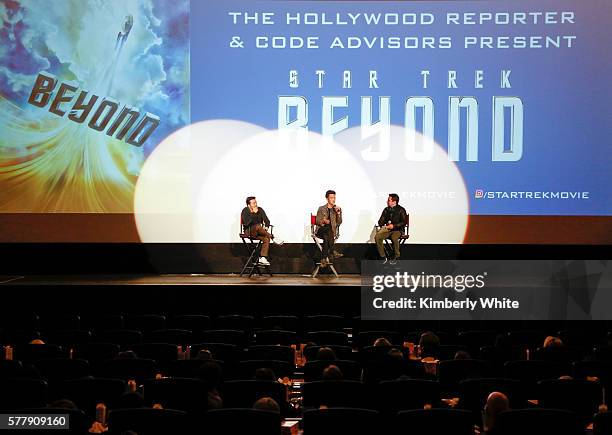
[329,264,339,278]
[240,239,256,277]
[312,264,321,278]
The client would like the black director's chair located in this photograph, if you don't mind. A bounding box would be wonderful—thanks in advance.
[239,220,273,277]
[310,214,339,278]
[375,213,410,258]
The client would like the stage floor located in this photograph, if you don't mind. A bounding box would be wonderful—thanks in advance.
[0,274,361,287]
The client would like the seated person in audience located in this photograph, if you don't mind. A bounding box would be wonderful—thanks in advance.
[254,367,277,381]
[116,350,138,359]
[199,361,223,410]
[483,392,510,434]
[543,336,564,348]
[29,338,45,345]
[48,399,79,410]
[374,193,408,264]
[195,349,213,361]
[387,348,404,361]
[374,337,392,347]
[253,397,280,413]
[418,331,440,359]
[113,392,144,409]
[316,347,336,361]
[241,196,283,266]
[322,365,343,381]
[454,350,472,360]
[315,190,343,266]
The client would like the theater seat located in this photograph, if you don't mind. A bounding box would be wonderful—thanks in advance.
[302,408,380,435]
[304,315,346,332]
[98,358,157,382]
[168,359,224,379]
[255,330,297,346]
[303,345,354,362]
[355,331,401,348]
[142,377,209,413]
[199,330,249,347]
[495,409,583,435]
[459,378,527,415]
[73,343,120,363]
[46,329,91,346]
[124,314,166,333]
[206,408,281,435]
[237,360,294,379]
[0,378,48,410]
[303,360,362,382]
[216,315,255,336]
[261,315,300,333]
[60,377,127,416]
[594,411,612,435]
[170,314,211,331]
[222,380,288,413]
[305,331,349,346]
[375,379,441,415]
[107,408,188,434]
[302,380,368,408]
[92,329,142,346]
[437,359,491,392]
[145,328,193,345]
[246,345,294,363]
[504,360,572,394]
[124,343,178,366]
[537,379,603,423]
[395,409,474,435]
[14,343,66,362]
[34,358,90,382]
[190,342,242,363]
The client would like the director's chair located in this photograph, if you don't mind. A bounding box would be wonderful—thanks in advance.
[375,213,410,258]
[310,214,339,278]
[239,219,274,277]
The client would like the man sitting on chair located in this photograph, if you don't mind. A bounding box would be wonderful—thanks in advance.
[241,196,282,266]
[316,190,343,266]
[375,193,407,264]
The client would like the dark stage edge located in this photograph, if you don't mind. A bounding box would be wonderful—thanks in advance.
[1,274,360,287]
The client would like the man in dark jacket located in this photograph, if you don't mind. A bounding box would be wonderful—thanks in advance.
[315,189,343,265]
[241,196,282,266]
[375,193,408,263]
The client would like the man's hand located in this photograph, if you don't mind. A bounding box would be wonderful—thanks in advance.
[386,224,394,230]
[249,206,258,214]
[322,218,331,225]
[335,206,342,214]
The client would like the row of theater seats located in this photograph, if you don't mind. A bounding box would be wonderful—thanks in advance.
[1,376,611,434]
[2,346,612,385]
[3,406,612,434]
[2,313,611,340]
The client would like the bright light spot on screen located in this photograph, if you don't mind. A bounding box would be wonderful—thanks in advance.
[135,121,468,244]
[335,125,469,244]
[134,120,266,242]
[194,128,378,243]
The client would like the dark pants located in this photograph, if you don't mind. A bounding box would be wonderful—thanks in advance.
[249,225,271,257]
[316,225,335,258]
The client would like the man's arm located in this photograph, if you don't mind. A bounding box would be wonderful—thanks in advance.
[394,208,407,230]
[261,208,271,227]
[377,209,387,227]
[316,206,326,226]
[336,208,343,226]
[241,207,253,228]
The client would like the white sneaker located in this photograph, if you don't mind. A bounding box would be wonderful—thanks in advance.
[272,238,284,246]
[258,257,270,266]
